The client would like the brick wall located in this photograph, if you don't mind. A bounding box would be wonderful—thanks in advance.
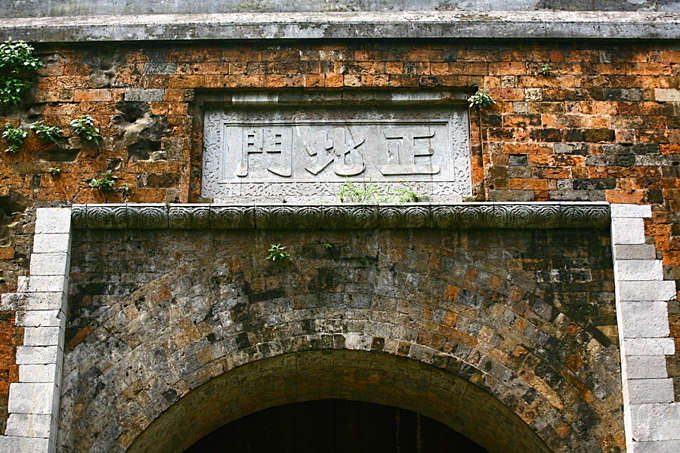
[63,227,619,453]
[0,38,678,439]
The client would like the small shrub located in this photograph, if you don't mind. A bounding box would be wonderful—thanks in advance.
[0,41,42,107]
[3,123,28,153]
[30,121,63,143]
[0,78,31,106]
[540,63,552,76]
[266,244,291,262]
[121,182,131,199]
[70,115,102,145]
[467,89,496,110]
[0,41,43,74]
[88,170,118,192]
[47,167,61,175]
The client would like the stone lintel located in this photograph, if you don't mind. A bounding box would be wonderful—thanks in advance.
[71,202,611,230]
[0,12,678,43]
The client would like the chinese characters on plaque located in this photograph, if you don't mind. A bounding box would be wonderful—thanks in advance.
[224,122,447,182]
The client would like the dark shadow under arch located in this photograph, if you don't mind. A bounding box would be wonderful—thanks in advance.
[128,350,550,453]
[184,399,490,453]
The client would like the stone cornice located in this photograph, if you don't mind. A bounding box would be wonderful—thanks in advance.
[0,12,678,43]
[71,202,611,230]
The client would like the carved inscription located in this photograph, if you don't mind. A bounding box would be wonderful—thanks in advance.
[223,122,449,182]
[203,106,471,202]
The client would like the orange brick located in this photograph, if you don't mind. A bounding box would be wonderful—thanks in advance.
[0,247,15,260]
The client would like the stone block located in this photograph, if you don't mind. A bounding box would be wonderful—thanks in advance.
[631,440,680,453]
[623,338,675,356]
[16,311,63,328]
[5,413,52,438]
[611,204,652,218]
[8,383,57,414]
[22,293,65,311]
[624,378,675,405]
[616,281,676,302]
[32,234,71,254]
[655,88,680,102]
[19,364,60,383]
[628,403,680,442]
[617,302,670,338]
[22,327,63,347]
[611,217,645,244]
[16,346,61,365]
[35,208,72,234]
[27,276,67,294]
[623,355,669,380]
[615,260,663,281]
[0,436,50,453]
[613,244,657,260]
[30,253,70,277]
[125,88,165,102]
[624,338,676,357]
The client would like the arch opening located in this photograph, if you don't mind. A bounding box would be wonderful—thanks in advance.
[184,399,489,453]
[129,350,550,453]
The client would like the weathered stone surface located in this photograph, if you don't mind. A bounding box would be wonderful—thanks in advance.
[617,302,670,338]
[624,378,675,405]
[0,12,678,43]
[71,202,611,230]
[202,102,471,203]
[615,260,663,281]
[4,413,52,438]
[61,226,621,453]
[7,383,56,415]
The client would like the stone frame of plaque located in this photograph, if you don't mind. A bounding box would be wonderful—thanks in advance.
[202,91,471,203]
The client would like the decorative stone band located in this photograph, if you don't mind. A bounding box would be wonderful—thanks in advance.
[0,12,678,42]
[71,202,611,230]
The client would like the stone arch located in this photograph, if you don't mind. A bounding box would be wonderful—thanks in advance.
[128,350,548,453]
[61,227,622,453]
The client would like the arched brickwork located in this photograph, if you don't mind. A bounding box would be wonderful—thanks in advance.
[128,350,549,453]
[60,227,622,453]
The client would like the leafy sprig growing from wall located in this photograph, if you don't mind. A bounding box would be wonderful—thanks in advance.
[2,123,28,153]
[0,41,42,107]
[71,115,102,145]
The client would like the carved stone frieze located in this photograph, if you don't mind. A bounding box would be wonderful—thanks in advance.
[71,203,611,230]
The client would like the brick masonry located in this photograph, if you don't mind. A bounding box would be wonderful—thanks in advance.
[0,37,677,451]
[57,225,621,452]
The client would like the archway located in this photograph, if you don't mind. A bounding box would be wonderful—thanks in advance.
[128,350,550,453]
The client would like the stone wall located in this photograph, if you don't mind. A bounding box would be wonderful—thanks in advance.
[0,36,677,446]
[61,226,620,452]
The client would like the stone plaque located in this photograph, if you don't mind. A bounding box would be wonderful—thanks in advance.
[203,105,470,202]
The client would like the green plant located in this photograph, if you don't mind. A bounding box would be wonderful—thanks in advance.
[266,244,291,262]
[338,178,391,203]
[0,41,42,107]
[467,89,496,109]
[88,170,118,192]
[0,277,5,284]
[323,242,333,250]
[0,41,43,74]
[70,115,102,145]
[121,182,131,199]
[338,178,426,204]
[3,122,28,153]
[30,121,63,143]
[47,167,61,175]
[392,182,425,203]
[540,63,552,76]
[0,78,31,106]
